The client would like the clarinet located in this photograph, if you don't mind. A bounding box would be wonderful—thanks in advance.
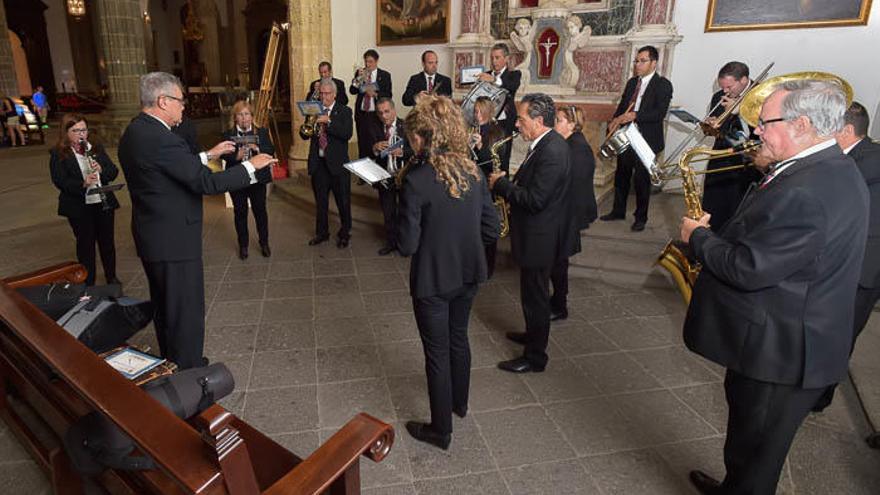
[81,138,110,211]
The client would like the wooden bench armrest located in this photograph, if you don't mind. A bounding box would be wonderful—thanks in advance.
[264,413,394,495]
[3,262,87,288]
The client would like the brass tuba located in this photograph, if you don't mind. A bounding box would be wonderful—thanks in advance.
[656,141,761,303]
[489,132,519,238]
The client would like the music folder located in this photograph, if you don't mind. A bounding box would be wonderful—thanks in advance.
[86,183,125,196]
[343,158,392,185]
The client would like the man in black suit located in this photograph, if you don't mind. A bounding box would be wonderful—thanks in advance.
[301,78,354,248]
[308,61,348,107]
[402,50,452,106]
[368,98,412,255]
[477,43,522,135]
[350,49,392,158]
[599,45,673,232]
[814,101,880,413]
[681,80,869,495]
[702,61,760,233]
[118,72,276,369]
[489,93,572,373]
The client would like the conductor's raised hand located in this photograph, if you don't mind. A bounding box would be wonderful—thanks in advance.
[249,154,277,170]
[207,140,235,159]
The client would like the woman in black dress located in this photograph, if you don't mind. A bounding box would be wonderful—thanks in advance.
[220,100,275,259]
[49,113,120,286]
[398,95,499,450]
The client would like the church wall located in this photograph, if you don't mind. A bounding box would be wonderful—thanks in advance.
[668,0,880,145]
[44,0,75,94]
[330,0,463,115]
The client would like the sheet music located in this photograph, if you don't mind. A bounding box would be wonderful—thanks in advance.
[343,158,393,185]
[624,124,659,177]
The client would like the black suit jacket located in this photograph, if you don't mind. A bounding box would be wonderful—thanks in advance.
[308,77,349,107]
[49,146,121,218]
[398,157,499,298]
[402,72,453,106]
[220,126,275,184]
[349,68,392,113]
[850,139,880,288]
[613,74,673,152]
[173,117,201,155]
[118,113,251,262]
[684,144,870,388]
[486,69,521,134]
[367,117,413,168]
[300,103,353,176]
[494,130,572,268]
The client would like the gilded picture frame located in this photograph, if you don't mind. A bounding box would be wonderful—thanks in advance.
[705,0,873,32]
[376,0,450,46]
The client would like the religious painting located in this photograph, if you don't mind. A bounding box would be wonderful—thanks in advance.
[705,0,873,32]
[377,0,450,46]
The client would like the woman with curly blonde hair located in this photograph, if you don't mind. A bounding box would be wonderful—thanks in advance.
[397,95,499,450]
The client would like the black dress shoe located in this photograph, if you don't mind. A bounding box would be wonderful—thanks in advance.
[550,310,568,321]
[260,244,271,258]
[405,421,450,450]
[337,237,350,248]
[377,244,395,256]
[497,357,544,373]
[105,277,122,286]
[600,212,625,221]
[308,235,329,246]
[505,331,527,344]
[689,470,721,494]
[453,406,468,419]
[631,221,646,232]
[239,246,249,260]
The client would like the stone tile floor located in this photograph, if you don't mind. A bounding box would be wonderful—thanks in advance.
[1,143,879,494]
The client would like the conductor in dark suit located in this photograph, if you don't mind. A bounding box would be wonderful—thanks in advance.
[477,43,522,135]
[702,61,760,232]
[681,80,869,495]
[118,72,276,369]
[308,61,348,107]
[815,101,880,412]
[402,50,453,106]
[599,45,673,231]
[368,98,412,255]
[398,96,499,450]
[350,49,392,158]
[301,78,354,248]
[489,93,572,373]
[50,113,121,287]
[221,100,275,260]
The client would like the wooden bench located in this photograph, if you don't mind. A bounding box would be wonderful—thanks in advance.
[0,262,394,494]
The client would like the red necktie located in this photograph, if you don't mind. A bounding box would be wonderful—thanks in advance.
[627,78,642,108]
[427,76,434,93]
[319,107,329,151]
[385,124,392,141]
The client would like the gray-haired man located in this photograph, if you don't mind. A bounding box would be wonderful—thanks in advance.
[118,72,276,369]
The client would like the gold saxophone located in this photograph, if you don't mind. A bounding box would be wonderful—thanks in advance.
[656,141,761,303]
[490,132,519,238]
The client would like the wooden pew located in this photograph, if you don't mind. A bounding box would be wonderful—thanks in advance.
[0,262,394,494]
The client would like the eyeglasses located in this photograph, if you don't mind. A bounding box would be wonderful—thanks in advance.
[757,117,787,129]
[634,58,653,65]
[161,94,187,106]
[69,127,88,134]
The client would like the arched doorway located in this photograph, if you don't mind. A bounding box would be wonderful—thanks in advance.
[7,30,31,95]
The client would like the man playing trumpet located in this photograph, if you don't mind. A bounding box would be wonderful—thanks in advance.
[350,49,392,159]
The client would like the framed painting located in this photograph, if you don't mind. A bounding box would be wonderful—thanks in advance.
[705,0,873,32]
[377,0,450,46]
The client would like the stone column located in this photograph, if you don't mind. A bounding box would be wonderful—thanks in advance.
[287,0,332,171]
[93,0,148,141]
[0,0,19,97]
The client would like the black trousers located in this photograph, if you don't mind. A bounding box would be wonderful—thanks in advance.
[720,369,827,495]
[141,258,205,370]
[355,110,379,159]
[378,184,399,247]
[550,258,569,314]
[413,284,478,435]
[310,160,352,239]
[520,265,553,368]
[66,205,116,286]
[611,149,651,222]
[230,183,269,248]
[484,242,497,279]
